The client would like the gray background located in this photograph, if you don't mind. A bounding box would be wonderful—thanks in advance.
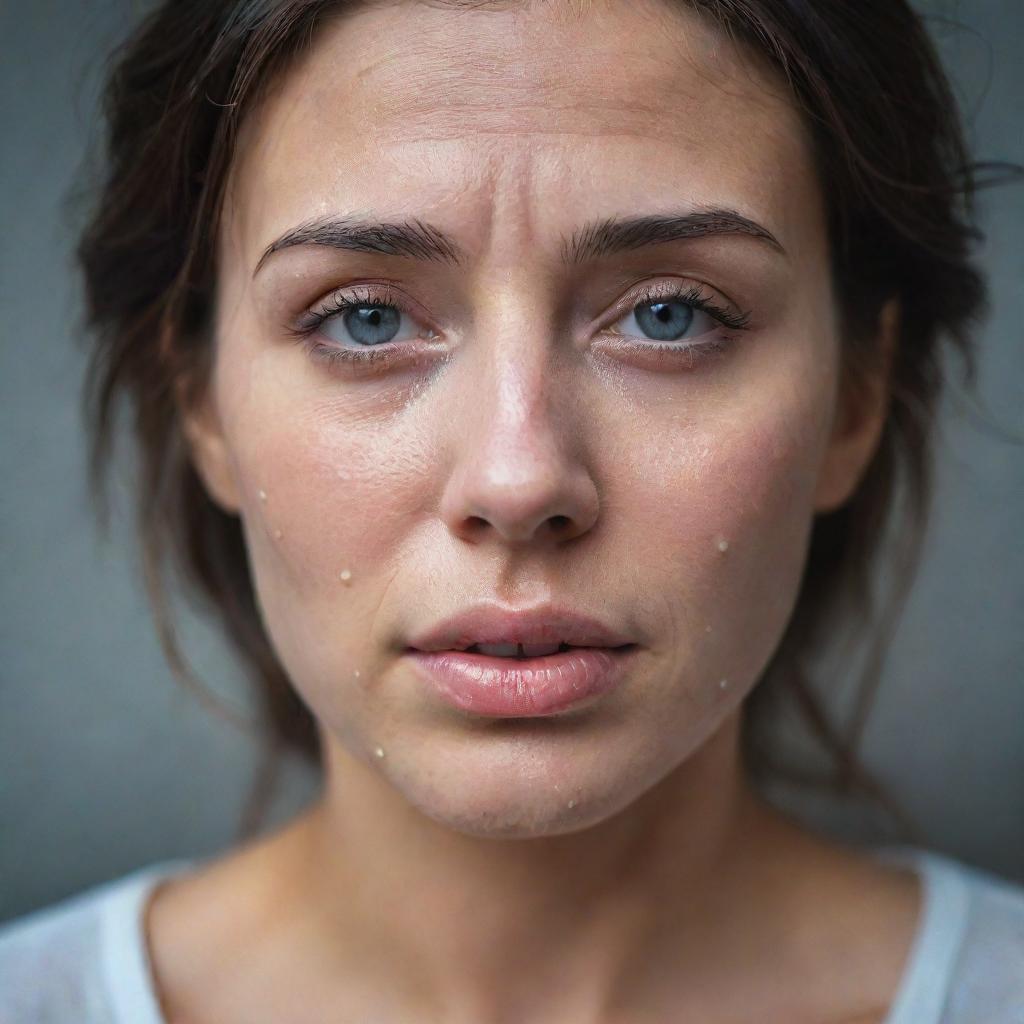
[1,0,1021,922]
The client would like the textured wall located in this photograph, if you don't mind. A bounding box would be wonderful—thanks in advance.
[1,0,1021,921]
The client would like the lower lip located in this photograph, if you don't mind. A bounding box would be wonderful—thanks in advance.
[405,646,637,717]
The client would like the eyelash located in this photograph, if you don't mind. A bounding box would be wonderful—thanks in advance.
[290,284,425,369]
[289,280,752,370]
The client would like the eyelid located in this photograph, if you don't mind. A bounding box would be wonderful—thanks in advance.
[296,281,437,338]
[604,277,738,324]
[593,278,752,349]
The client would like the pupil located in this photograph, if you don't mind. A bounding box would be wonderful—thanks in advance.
[635,300,693,342]
[344,303,401,345]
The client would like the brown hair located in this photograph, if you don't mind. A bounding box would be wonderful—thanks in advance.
[78,0,1019,840]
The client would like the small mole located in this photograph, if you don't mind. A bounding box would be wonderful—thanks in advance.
[258,489,268,502]
[374,746,385,759]
[717,538,730,553]
[339,568,353,583]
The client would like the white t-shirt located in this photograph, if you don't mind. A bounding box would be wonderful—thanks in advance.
[1,844,1022,1022]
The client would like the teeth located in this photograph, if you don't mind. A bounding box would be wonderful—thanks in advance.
[474,643,520,657]
[520,642,562,657]
[472,642,565,658]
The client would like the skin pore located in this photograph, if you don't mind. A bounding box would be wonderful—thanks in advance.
[150,1,919,1021]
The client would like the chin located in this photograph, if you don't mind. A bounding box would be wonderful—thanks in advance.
[386,737,666,841]
[415,792,614,840]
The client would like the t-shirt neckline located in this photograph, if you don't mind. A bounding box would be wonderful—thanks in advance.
[100,845,968,1024]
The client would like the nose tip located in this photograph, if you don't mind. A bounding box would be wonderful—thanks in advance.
[439,416,600,547]
[446,461,599,546]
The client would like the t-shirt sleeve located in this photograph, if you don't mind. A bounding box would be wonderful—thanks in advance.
[939,869,1024,1023]
[0,896,117,1023]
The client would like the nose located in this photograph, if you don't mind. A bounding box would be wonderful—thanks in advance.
[437,346,600,548]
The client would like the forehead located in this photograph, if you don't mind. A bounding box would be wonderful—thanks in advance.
[224,0,821,265]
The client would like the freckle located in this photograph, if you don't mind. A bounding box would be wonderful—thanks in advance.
[258,489,267,502]
[717,538,730,553]
[374,746,385,759]
[339,568,353,583]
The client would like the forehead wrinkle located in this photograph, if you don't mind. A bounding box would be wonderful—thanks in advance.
[343,0,765,104]
[333,20,798,158]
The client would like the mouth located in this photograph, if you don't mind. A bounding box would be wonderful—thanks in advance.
[444,641,620,658]
[404,604,638,715]
[404,643,639,717]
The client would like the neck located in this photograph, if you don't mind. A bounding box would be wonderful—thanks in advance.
[290,711,781,1023]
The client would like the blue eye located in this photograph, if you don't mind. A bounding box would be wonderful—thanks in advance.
[615,297,718,343]
[321,302,421,347]
[633,300,694,341]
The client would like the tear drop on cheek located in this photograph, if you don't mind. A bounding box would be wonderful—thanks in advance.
[717,538,730,553]
[374,746,385,759]
[258,489,268,502]
[339,568,353,584]
[719,678,729,690]
[353,669,361,679]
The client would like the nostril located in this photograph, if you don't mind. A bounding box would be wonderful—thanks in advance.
[550,515,572,531]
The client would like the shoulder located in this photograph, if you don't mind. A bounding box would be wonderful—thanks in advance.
[0,861,192,1023]
[879,846,1024,1024]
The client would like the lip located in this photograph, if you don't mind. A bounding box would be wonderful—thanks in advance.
[406,646,637,717]
[404,602,637,718]
[406,603,635,653]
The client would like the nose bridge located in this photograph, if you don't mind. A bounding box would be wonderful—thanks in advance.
[484,328,556,450]
[438,310,598,546]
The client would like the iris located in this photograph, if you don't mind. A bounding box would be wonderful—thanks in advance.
[344,304,402,346]
[634,300,694,341]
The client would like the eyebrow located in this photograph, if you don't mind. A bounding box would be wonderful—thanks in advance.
[253,206,785,276]
[561,209,786,264]
[254,216,463,275]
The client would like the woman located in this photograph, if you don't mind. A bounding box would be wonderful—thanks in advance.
[1,0,1021,1020]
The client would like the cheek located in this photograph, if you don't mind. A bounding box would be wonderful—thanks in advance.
[623,384,829,686]
[219,369,436,684]
[246,416,423,577]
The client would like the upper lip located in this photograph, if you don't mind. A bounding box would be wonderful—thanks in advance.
[407,603,635,652]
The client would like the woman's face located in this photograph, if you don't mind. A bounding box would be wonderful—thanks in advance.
[191,0,881,836]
